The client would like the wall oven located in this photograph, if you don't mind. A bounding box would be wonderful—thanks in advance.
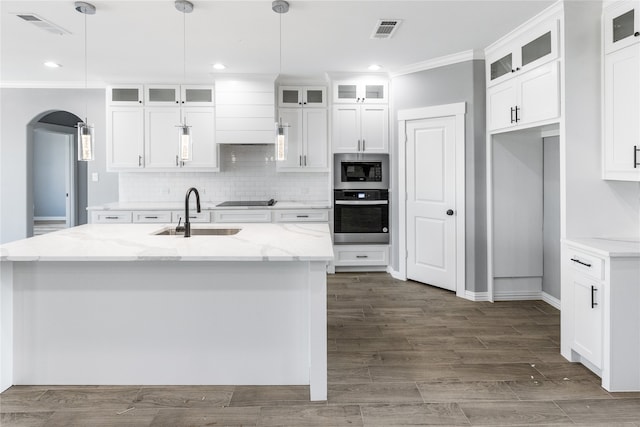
[334,154,389,190]
[334,189,389,244]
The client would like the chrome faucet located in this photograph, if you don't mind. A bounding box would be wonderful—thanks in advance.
[183,187,201,238]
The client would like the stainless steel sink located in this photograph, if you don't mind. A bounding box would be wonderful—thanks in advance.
[154,227,241,236]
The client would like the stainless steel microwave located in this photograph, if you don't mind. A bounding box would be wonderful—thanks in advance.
[334,154,389,190]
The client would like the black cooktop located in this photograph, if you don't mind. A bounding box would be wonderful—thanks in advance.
[216,199,276,207]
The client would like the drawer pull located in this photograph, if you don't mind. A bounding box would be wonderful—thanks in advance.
[296,215,309,218]
[105,216,119,220]
[570,258,592,268]
[591,286,598,308]
[356,255,368,259]
[144,216,158,219]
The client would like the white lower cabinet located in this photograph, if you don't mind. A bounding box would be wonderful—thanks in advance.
[333,244,389,267]
[171,211,210,223]
[562,240,640,391]
[213,210,272,223]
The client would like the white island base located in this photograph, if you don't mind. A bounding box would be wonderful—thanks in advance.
[3,260,327,399]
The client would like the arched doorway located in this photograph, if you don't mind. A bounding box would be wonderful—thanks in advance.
[27,111,88,236]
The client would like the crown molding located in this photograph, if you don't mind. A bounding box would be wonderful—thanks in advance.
[390,49,484,78]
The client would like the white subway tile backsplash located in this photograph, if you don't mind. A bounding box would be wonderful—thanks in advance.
[119,145,329,202]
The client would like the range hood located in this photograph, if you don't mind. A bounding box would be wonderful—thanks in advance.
[215,75,276,145]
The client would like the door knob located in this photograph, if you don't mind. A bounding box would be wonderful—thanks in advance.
[446,209,454,216]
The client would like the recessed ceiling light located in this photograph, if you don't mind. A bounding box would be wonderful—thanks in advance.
[213,63,226,70]
[368,64,382,71]
[44,61,61,68]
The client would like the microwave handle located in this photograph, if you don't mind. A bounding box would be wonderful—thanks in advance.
[335,200,388,205]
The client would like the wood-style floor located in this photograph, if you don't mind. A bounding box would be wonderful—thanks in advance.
[2,272,639,426]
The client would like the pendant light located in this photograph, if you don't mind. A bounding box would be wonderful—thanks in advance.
[175,0,193,163]
[75,1,96,161]
[273,0,289,161]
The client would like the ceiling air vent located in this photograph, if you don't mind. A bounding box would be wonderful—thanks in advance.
[15,13,71,35]
[371,19,402,39]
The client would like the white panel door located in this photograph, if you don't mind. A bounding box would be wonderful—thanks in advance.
[604,43,640,180]
[107,107,144,169]
[332,105,360,153]
[518,61,560,125]
[145,108,181,169]
[303,108,328,169]
[406,117,456,291]
[182,107,217,170]
[361,105,389,153]
[487,80,517,131]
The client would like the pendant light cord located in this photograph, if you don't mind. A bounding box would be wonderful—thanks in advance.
[279,12,282,75]
[84,10,88,123]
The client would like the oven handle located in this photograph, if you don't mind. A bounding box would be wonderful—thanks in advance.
[335,200,388,205]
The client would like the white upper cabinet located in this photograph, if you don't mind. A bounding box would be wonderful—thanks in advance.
[278,86,327,108]
[144,107,182,168]
[487,61,559,132]
[604,1,640,54]
[181,107,218,169]
[486,18,559,87]
[332,80,388,104]
[145,84,214,107]
[107,85,144,106]
[107,107,144,170]
[603,8,640,181]
[332,105,388,153]
[276,108,328,171]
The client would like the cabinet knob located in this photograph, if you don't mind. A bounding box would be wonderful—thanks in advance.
[176,101,179,103]
[299,102,302,105]
[511,69,516,73]
[635,31,640,37]
[139,100,142,103]
[303,102,307,105]
[446,209,454,216]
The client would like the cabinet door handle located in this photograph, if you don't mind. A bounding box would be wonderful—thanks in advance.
[510,107,515,123]
[357,140,361,151]
[515,106,520,122]
[299,155,302,166]
[362,139,366,151]
[570,258,592,268]
[634,145,639,169]
[591,285,598,308]
[138,155,142,167]
[356,255,368,258]
[176,155,179,166]
[304,155,307,166]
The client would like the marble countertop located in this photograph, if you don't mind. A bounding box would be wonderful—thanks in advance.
[87,201,332,211]
[0,223,334,262]
[564,238,640,258]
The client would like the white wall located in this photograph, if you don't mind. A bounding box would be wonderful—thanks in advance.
[390,60,487,292]
[119,145,329,203]
[562,1,640,240]
[0,88,118,244]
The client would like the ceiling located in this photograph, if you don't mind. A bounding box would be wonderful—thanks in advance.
[0,0,555,87]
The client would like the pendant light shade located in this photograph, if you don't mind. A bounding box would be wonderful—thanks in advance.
[77,121,95,161]
[274,0,289,162]
[179,123,192,161]
[75,1,96,162]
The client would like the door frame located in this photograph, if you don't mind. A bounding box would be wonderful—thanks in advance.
[397,102,466,298]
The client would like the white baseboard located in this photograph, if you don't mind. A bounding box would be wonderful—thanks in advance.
[464,290,491,301]
[493,290,542,301]
[34,216,65,221]
[542,292,561,310]
[386,267,405,281]
[334,266,388,273]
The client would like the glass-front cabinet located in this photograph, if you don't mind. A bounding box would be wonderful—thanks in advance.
[486,18,559,86]
[278,86,326,108]
[107,85,144,106]
[146,85,214,107]
[332,80,388,104]
[604,1,640,54]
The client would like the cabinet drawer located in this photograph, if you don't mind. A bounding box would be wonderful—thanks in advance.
[274,210,329,222]
[171,211,211,223]
[213,210,272,223]
[334,245,389,266]
[568,249,604,280]
[132,211,172,223]
[91,211,132,223]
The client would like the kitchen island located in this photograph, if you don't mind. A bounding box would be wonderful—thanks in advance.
[0,223,333,400]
